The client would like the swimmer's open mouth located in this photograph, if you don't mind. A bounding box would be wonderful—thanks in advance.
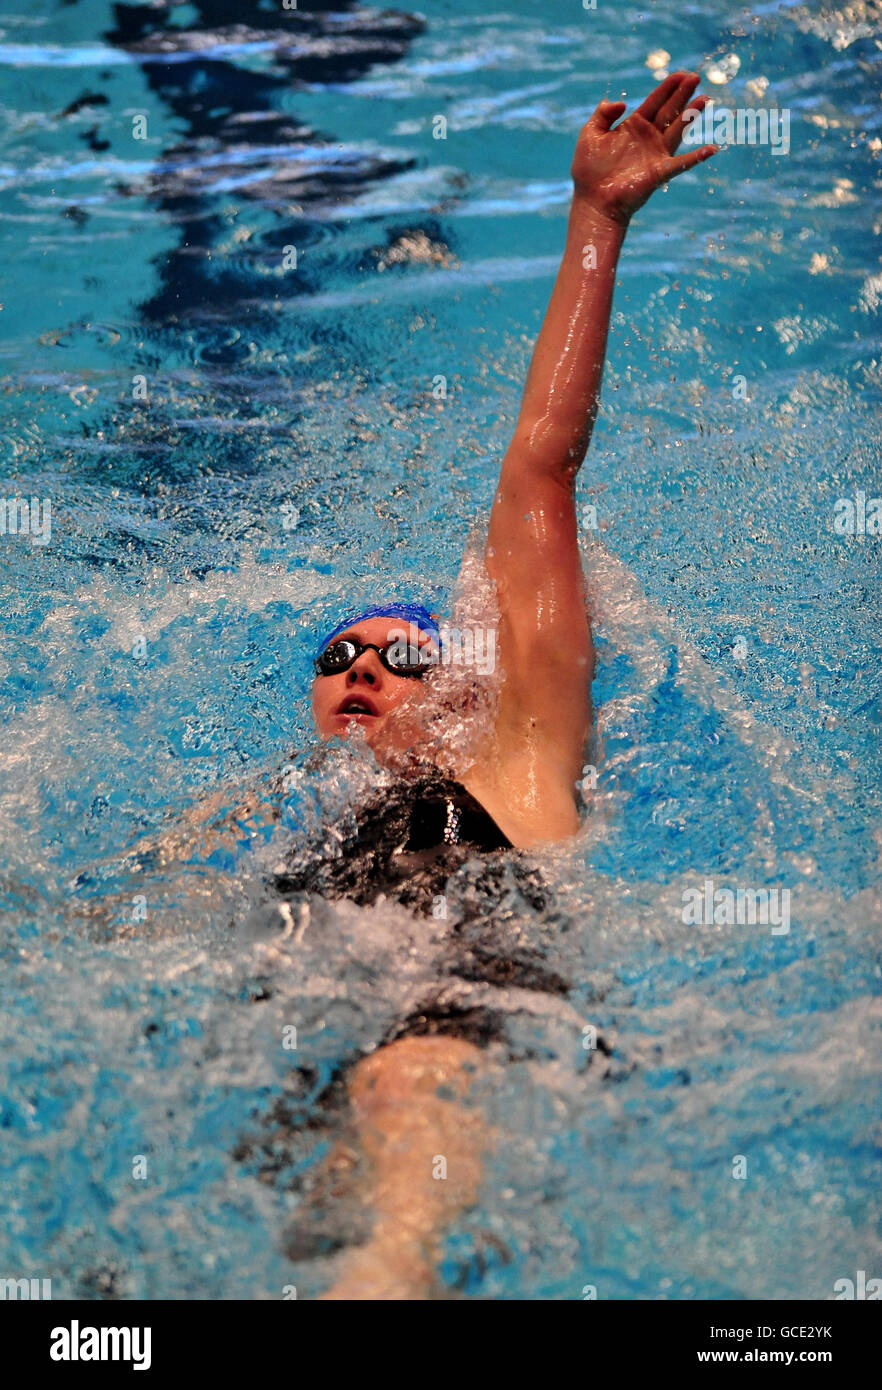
[336,695,379,718]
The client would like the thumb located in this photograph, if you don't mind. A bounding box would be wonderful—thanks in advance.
[588,99,626,133]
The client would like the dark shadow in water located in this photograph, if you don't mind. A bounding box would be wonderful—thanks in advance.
[50,3,441,547]
[101,1,425,327]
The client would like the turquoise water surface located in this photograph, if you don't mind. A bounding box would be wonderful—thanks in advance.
[0,0,880,1299]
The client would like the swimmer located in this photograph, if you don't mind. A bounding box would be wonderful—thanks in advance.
[311,73,717,849]
[141,73,718,1299]
[302,72,718,1299]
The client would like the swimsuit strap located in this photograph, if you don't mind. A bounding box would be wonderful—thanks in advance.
[401,773,512,853]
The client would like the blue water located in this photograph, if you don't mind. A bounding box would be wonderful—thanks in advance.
[1,0,880,1299]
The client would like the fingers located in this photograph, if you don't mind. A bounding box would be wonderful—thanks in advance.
[655,72,701,132]
[587,98,626,132]
[666,144,719,179]
[633,70,689,122]
[664,94,709,153]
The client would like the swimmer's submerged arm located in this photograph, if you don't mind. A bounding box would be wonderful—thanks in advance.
[119,781,280,872]
[484,74,717,822]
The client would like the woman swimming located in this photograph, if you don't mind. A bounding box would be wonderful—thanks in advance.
[312,74,715,841]
[265,70,718,1299]
[142,71,718,1298]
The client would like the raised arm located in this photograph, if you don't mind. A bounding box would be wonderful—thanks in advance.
[474,73,717,846]
[495,73,714,479]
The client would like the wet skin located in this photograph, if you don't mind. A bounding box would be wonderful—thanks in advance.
[308,69,719,1300]
[311,75,717,851]
[311,616,439,756]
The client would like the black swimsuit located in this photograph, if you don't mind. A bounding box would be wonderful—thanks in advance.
[273,771,513,916]
[267,770,579,1053]
[249,773,607,1264]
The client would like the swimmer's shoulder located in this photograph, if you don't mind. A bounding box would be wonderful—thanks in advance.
[455,758,582,850]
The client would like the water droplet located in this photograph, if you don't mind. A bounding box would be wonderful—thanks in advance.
[705,53,741,85]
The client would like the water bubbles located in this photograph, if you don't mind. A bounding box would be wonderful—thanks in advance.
[704,53,741,85]
[646,49,670,80]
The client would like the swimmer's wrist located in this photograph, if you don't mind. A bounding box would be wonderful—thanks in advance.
[569,189,630,236]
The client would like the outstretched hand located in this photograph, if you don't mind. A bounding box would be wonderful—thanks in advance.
[571,71,718,224]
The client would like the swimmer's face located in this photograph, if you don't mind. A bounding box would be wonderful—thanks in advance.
[311,617,436,750]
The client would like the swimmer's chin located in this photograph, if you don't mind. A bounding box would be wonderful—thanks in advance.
[323,712,430,772]
[328,711,389,746]
[327,711,381,737]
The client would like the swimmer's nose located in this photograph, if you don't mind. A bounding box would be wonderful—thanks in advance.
[346,653,381,686]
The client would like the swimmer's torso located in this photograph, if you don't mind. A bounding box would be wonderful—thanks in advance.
[273,771,512,914]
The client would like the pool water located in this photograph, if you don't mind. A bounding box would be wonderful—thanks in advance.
[1,0,880,1299]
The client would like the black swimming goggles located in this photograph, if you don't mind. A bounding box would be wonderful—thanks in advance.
[313,636,435,679]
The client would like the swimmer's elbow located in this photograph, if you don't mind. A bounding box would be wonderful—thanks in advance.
[503,423,588,485]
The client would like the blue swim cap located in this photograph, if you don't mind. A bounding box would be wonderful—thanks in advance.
[316,602,442,658]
